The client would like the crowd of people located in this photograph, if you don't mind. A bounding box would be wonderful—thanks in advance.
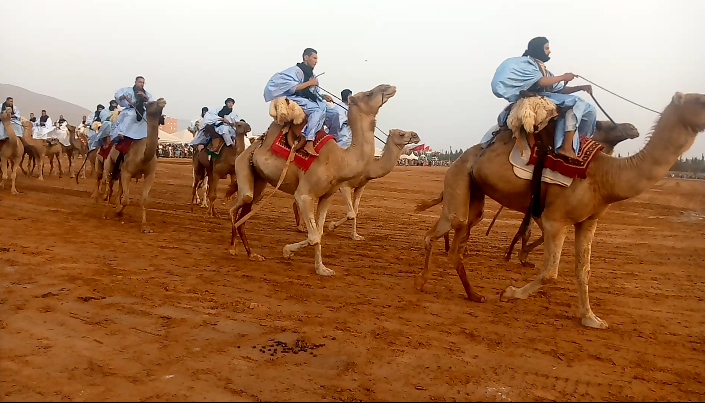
[157,143,193,159]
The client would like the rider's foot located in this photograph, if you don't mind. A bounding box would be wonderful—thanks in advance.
[303,140,319,156]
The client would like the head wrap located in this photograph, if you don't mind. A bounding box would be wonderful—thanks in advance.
[522,37,550,62]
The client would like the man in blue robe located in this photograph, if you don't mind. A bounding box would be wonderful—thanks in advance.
[263,48,339,156]
[333,89,352,149]
[189,99,239,152]
[0,97,24,141]
[491,37,596,159]
[112,76,153,142]
[94,100,119,150]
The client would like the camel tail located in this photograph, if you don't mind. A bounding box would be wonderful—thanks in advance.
[415,192,443,213]
[506,205,532,262]
[485,206,504,236]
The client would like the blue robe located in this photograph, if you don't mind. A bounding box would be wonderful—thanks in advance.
[87,109,112,151]
[263,65,339,141]
[491,56,596,153]
[111,87,154,142]
[189,110,240,146]
[0,107,24,140]
[333,102,351,149]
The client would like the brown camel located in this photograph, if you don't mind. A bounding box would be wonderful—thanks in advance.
[19,119,64,180]
[292,129,421,239]
[416,121,640,269]
[190,121,252,217]
[90,110,122,200]
[61,124,89,179]
[415,92,705,329]
[228,84,397,273]
[100,98,167,233]
[0,108,25,194]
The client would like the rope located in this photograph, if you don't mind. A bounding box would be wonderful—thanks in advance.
[317,86,388,144]
[577,75,661,115]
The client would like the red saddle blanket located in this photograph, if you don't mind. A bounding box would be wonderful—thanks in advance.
[99,138,134,159]
[527,136,604,179]
[269,128,335,172]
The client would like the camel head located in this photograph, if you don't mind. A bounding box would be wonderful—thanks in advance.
[109,109,121,124]
[235,120,251,135]
[668,92,705,134]
[592,121,639,148]
[388,129,421,148]
[348,85,397,116]
[146,98,167,118]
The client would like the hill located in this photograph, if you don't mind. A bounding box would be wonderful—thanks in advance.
[0,83,92,125]
[0,83,189,131]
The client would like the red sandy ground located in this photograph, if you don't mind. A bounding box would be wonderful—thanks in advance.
[1,160,704,401]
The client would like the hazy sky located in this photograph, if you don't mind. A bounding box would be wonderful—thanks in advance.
[2,0,704,157]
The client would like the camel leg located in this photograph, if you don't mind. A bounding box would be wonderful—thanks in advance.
[501,219,567,300]
[519,219,544,267]
[207,172,220,218]
[444,233,451,253]
[349,184,366,241]
[0,157,7,189]
[115,168,130,218]
[10,157,20,194]
[56,153,63,178]
[293,201,307,232]
[415,213,454,290]
[189,171,203,213]
[234,178,266,262]
[328,186,354,233]
[574,219,607,329]
[68,151,75,178]
[449,212,486,303]
[200,178,210,208]
[228,158,257,257]
[139,173,156,233]
[284,193,334,276]
[19,153,27,176]
[48,156,54,177]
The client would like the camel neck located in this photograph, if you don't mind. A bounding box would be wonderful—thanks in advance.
[142,115,160,164]
[598,107,696,203]
[366,140,403,179]
[338,109,376,180]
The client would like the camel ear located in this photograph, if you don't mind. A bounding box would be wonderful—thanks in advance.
[348,95,358,106]
[673,92,685,105]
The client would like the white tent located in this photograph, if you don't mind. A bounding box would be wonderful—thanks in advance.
[171,129,195,144]
[158,130,182,143]
[406,153,419,160]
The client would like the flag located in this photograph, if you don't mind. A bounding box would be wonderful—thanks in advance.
[411,144,425,152]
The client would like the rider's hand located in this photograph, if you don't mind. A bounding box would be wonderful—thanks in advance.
[582,85,593,95]
[307,77,319,87]
[323,95,333,102]
[562,73,576,82]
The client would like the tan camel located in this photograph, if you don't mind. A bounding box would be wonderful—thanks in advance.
[100,99,166,233]
[190,121,251,217]
[0,108,25,194]
[228,84,397,273]
[292,129,421,239]
[61,124,89,179]
[19,119,64,180]
[415,92,705,329]
[416,121,640,268]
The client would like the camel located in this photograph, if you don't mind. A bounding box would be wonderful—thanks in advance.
[0,108,25,194]
[415,92,705,329]
[18,119,64,180]
[292,129,421,239]
[416,121,640,269]
[59,124,89,179]
[189,121,251,217]
[228,84,397,273]
[100,98,166,233]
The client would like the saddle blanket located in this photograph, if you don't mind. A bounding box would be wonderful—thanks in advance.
[269,128,335,172]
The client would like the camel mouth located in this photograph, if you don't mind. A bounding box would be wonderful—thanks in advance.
[408,133,421,145]
[380,86,397,105]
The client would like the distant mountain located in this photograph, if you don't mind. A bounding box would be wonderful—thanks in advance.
[0,83,189,131]
[0,83,92,125]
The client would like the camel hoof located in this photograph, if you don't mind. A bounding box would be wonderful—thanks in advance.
[282,246,293,259]
[581,314,609,329]
[228,246,238,256]
[500,286,524,301]
[520,260,536,268]
[316,265,335,276]
[414,275,427,291]
[249,253,265,262]
[141,226,153,234]
[351,234,365,241]
[11,190,19,195]
[327,222,336,231]
[469,294,486,303]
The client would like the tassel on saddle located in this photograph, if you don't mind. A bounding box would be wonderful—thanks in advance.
[505,119,556,261]
[284,120,307,152]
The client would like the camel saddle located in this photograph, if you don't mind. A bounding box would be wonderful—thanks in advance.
[203,124,225,157]
[269,97,308,152]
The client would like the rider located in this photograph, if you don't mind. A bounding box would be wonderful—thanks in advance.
[190,98,239,153]
[111,76,153,143]
[263,48,339,156]
[491,37,596,159]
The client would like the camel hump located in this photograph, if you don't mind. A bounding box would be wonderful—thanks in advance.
[91,121,102,132]
[269,98,307,126]
[507,96,558,137]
